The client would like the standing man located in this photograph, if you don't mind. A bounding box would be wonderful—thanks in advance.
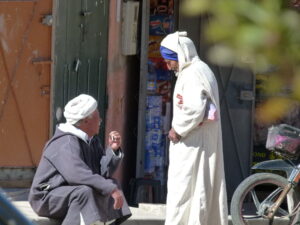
[29,94,131,225]
[160,31,228,225]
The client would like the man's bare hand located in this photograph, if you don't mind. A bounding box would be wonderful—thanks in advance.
[168,128,181,143]
[111,189,124,210]
[108,131,121,151]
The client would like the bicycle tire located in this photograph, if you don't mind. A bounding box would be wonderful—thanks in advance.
[230,173,296,225]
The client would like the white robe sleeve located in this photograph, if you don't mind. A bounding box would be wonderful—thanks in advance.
[172,74,208,138]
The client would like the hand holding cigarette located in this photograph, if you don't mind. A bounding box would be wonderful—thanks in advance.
[108,131,121,151]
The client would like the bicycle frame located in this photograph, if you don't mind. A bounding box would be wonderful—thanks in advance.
[252,159,300,220]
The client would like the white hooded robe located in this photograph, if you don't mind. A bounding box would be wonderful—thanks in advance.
[161,32,228,225]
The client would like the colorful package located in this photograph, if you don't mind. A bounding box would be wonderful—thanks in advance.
[150,0,174,15]
[148,57,172,80]
[148,36,164,58]
[149,15,174,36]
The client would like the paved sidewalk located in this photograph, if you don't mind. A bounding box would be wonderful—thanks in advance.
[2,188,290,225]
[13,201,290,225]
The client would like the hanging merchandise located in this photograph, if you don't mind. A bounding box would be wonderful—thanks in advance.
[150,0,174,15]
[145,95,163,174]
[144,0,175,185]
[148,36,164,58]
[149,14,174,35]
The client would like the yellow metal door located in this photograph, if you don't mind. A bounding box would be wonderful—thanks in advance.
[0,0,52,167]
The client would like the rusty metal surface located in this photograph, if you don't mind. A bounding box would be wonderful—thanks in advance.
[0,0,52,167]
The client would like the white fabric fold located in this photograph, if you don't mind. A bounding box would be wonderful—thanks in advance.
[58,123,89,143]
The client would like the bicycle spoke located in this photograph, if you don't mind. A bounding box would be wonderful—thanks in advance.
[250,190,261,211]
[260,187,283,204]
[277,207,289,216]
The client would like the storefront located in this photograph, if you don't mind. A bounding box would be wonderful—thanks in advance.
[135,0,176,202]
[136,0,256,203]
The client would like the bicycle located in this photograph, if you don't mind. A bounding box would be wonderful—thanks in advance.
[230,124,300,225]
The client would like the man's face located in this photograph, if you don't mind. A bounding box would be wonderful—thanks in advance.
[164,59,178,72]
[84,109,102,137]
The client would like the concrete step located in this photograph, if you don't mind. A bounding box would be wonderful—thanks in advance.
[131,204,290,225]
[12,201,290,225]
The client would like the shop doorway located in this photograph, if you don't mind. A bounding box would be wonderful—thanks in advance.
[136,0,255,203]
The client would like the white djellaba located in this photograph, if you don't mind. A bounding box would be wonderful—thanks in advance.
[161,31,228,225]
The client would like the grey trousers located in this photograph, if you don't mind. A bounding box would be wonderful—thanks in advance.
[36,185,131,225]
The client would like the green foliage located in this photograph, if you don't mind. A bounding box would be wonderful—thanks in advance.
[182,0,300,121]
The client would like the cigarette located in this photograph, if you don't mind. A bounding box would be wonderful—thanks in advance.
[110,135,116,141]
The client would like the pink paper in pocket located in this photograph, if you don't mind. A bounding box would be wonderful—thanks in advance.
[207,102,218,121]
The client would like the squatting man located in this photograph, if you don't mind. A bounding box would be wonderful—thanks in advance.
[29,94,131,225]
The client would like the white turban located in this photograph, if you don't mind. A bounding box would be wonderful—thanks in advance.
[64,94,98,125]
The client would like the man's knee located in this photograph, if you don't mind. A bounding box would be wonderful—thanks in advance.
[73,185,95,202]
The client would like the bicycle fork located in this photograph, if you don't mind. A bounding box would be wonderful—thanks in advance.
[267,166,300,220]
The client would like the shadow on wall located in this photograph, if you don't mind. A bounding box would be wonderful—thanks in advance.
[121,55,140,200]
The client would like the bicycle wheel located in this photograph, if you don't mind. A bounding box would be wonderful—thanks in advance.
[230,173,297,225]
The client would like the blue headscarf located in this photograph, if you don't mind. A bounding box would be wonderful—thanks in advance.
[160,46,178,61]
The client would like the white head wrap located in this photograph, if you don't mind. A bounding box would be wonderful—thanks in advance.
[64,94,98,125]
[160,31,199,74]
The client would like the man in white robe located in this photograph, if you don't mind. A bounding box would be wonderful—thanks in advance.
[160,31,228,225]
